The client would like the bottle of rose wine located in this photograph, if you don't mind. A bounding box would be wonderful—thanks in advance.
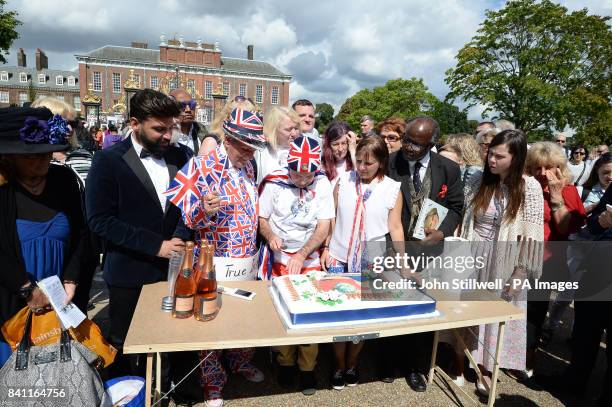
[172,242,196,319]
[194,242,219,321]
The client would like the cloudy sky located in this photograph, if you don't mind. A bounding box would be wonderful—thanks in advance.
[5,0,611,118]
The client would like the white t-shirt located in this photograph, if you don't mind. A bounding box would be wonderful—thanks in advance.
[254,147,289,185]
[329,171,401,262]
[568,161,592,186]
[330,159,350,190]
[259,175,335,252]
[131,135,169,209]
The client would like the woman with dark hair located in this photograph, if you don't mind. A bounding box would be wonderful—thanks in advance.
[460,129,544,395]
[568,145,591,186]
[321,136,405,389]
[581,152,612,213]
[321,120,356,189]
[0,107,86,367]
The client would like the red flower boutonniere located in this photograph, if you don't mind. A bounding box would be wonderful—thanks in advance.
[438,184,448,199]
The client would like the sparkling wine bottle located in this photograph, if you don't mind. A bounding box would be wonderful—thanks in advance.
[172,241,196,319]
[194,242,219,321]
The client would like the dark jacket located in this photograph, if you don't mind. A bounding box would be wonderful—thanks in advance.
[85,137,192,288]
[0,165,86,327]
[387,150,464,238]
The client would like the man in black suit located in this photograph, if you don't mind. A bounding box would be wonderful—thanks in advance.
[383,117,464,391]
[86,89,192,377]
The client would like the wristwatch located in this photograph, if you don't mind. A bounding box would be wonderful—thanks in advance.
[17,281,37,300]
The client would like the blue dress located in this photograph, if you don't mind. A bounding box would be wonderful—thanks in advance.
[0,212,70,367]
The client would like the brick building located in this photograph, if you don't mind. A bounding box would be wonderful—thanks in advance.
[75,36,291,124]
[0,48,80,109]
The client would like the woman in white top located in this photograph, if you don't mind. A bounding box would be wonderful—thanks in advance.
[254,106,300,185]
[321,136,405,390]
[321,121,357,190]
[568,145,592,187]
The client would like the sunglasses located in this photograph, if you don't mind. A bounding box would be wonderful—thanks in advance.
[555,139,566,144]
[381,135,400,142]
[180,100,197,110]
[574,151,585,155]
[403,136,431,150]
[234,95,255,104]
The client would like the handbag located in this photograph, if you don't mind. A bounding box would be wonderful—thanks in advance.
[0,312,111,406]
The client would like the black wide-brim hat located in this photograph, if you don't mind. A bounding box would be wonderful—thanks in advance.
[0,106,70,154]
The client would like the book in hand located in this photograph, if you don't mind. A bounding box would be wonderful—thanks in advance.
[37,275,86,329]
[413,198,449,240]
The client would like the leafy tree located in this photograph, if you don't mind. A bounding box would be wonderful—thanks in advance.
[337,78,438,131]
[27,79,36,102]
[427,100,474,135]
[445,0,612,144]
[0,0,20,64]
[315,102,334,134]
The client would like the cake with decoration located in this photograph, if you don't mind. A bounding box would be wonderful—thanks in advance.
[270,272,437,329]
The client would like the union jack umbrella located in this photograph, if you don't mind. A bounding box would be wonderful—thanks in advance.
[287,136,321,173]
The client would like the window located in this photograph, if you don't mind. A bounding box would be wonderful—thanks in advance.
[204,80,213,99]
[133,73,140,87]
[93,72,101,91]
[150,76,158,89]
[55,75,63,86]
[239,83,247,97]
[19,72,27,83]
[19,92,27,106]
[56,95,65,101]
[255,84,263,103]
[73,96,81,111]
[38,74,46,84]
[67,76,75,86]
[0,91,9,103]
[271,86,279,105]
[112,72,121,93]
[222,82,230,96]
[0,71,7,81]
[187,79,195,93]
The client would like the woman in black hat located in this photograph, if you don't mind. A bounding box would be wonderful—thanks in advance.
[0,106,87,367]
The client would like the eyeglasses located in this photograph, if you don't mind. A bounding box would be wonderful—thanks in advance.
[179,100,197,111]
[381,135,400,142]
[597,149,607,154]
[403,136,431,150]
[555,139,566,144]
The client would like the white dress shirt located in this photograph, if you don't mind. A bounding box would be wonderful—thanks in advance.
[177,124,195,152]
[131,135,169,209]
[408,150,431,183]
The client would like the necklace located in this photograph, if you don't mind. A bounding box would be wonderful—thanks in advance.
[17,177,46,195]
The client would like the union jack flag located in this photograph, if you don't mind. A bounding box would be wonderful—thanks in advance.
[164,158,202,216]
[287,136,321,173]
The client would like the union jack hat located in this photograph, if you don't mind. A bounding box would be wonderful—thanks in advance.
[287,136,321,173]
[222,108,266,150]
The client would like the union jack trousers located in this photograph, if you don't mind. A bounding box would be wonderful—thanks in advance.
[198,348,256,397]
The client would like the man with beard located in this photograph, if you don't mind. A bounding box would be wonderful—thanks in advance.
[383,117,463,392]
[86,88,193,378]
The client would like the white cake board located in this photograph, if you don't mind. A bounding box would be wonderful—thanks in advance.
[269,286,441,332]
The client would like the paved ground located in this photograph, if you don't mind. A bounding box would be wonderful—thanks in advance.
[89,270,605,407]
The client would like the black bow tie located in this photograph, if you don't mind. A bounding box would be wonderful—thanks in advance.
[140,149,162,160]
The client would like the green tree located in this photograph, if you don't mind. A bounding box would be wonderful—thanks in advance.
[445,0,612,144]
[337,78,438,131]
[427,100,474,135]
[27,79,36,102]
[315,102,334,134]
[0,0,21,64]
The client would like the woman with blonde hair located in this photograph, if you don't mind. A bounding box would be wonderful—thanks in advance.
[524,141,585,372]
[197,95,257,156]
[441,133,483,187]
[254,106,300,185]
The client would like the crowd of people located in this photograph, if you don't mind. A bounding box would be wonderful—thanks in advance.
[0,88,611,407]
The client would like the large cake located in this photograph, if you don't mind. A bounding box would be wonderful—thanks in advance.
[270,272,438,329]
